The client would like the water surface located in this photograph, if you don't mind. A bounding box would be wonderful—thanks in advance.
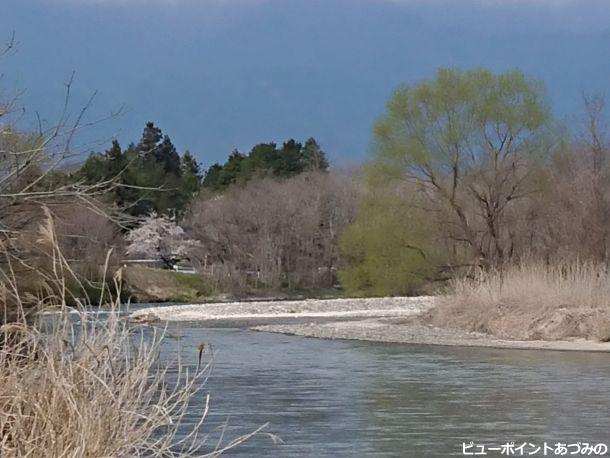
[156,322,610,457]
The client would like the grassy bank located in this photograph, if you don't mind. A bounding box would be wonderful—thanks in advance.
[425,262,610,342]
[124,267,215,303]
[123,266,347,304]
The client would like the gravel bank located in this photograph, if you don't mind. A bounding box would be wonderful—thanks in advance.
[130,296,610,352]
[130,296,433,323]
[253,318,610,352]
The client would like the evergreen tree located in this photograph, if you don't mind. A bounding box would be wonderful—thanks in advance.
[218,150,246,187]
[154,135,181,175]
[78,154,108,183]
[201,138,329,190]
[138,122,162,154]
[244,142,278,177]
[181,151,202,180]
[202,163,223,189]
[79,140,124,184]
[275,139,303,177]
[106,139,122,162]
[179,151,202,207]
[105,140,126,178]
[78,123,202,218]
[301,137,329,171]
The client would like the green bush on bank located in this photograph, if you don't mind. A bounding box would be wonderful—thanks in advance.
[338,190,438,297]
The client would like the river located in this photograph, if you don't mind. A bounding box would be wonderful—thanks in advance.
[154,322,610,457]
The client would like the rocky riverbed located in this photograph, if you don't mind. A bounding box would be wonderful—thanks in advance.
[130,296,610,352]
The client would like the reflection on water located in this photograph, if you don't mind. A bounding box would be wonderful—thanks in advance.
[156,324,610,457]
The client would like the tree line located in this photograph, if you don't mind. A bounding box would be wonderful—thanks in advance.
[4,66,610,304]
[76,122,329,218]
[202,138,328,189]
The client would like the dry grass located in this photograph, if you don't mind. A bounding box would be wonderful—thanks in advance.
[0,211,265,457]
[0,309,264,458]
[427,262,610,341]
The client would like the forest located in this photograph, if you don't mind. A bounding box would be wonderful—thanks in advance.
[4,68,610,310]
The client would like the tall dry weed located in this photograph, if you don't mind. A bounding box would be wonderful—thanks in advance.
[428,261,610,341]
[0,210,264,456]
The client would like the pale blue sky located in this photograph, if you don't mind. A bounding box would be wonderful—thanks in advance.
[2,0,610,166]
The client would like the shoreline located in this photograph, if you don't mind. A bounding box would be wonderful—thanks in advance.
[253,320,610,353]
[130,297,610,353]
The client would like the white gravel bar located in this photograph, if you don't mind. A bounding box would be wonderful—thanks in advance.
[130,296,434,323]
[129,296,610,352]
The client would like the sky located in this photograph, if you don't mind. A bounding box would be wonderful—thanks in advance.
[2,0,610,167]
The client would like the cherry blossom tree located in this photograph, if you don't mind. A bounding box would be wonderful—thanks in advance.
[125,214,198,268]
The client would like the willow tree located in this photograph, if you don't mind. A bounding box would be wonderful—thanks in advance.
[339,184,439,296]
[372,68,552,267]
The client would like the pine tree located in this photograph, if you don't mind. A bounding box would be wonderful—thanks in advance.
[202,163,223,189]
[275,139,303,177]
[181,151,202,179]
[105,139,122,162]
[244,142,278,177]
[301,137,329,171]
[138,122,162,154]
[180,151,202,201]
[103,140,125,179]
[218,150,246,187]
[154,135,181,175]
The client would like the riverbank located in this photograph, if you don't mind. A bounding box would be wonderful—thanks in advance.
[130,297,610,352]
[130,296,432,326]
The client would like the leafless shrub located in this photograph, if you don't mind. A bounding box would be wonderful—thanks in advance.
[53,202,123,277]
[0,40,126,321]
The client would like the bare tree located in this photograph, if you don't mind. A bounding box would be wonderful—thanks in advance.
[186,171,361,292]
[0,36,124,321]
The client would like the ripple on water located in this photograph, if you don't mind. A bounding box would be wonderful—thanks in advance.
[155,325,610,457]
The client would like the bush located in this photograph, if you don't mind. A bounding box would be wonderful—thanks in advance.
[338,188,439,297]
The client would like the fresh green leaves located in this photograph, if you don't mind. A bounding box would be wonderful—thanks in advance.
[373,67,550,177]
[339,189,438,296]
[340,67,555,294]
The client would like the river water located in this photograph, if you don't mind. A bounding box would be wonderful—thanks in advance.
[154,322,610,457]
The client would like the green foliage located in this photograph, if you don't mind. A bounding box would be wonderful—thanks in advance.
[178,150,203,208]
[301,137,329,171]
[343,67,555,285]
[217,150,246,188]
[78,123,202,218]
[339,189,438,297]
[201,163,223,189]
[373,67,550,179]
[202,137,329,190]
